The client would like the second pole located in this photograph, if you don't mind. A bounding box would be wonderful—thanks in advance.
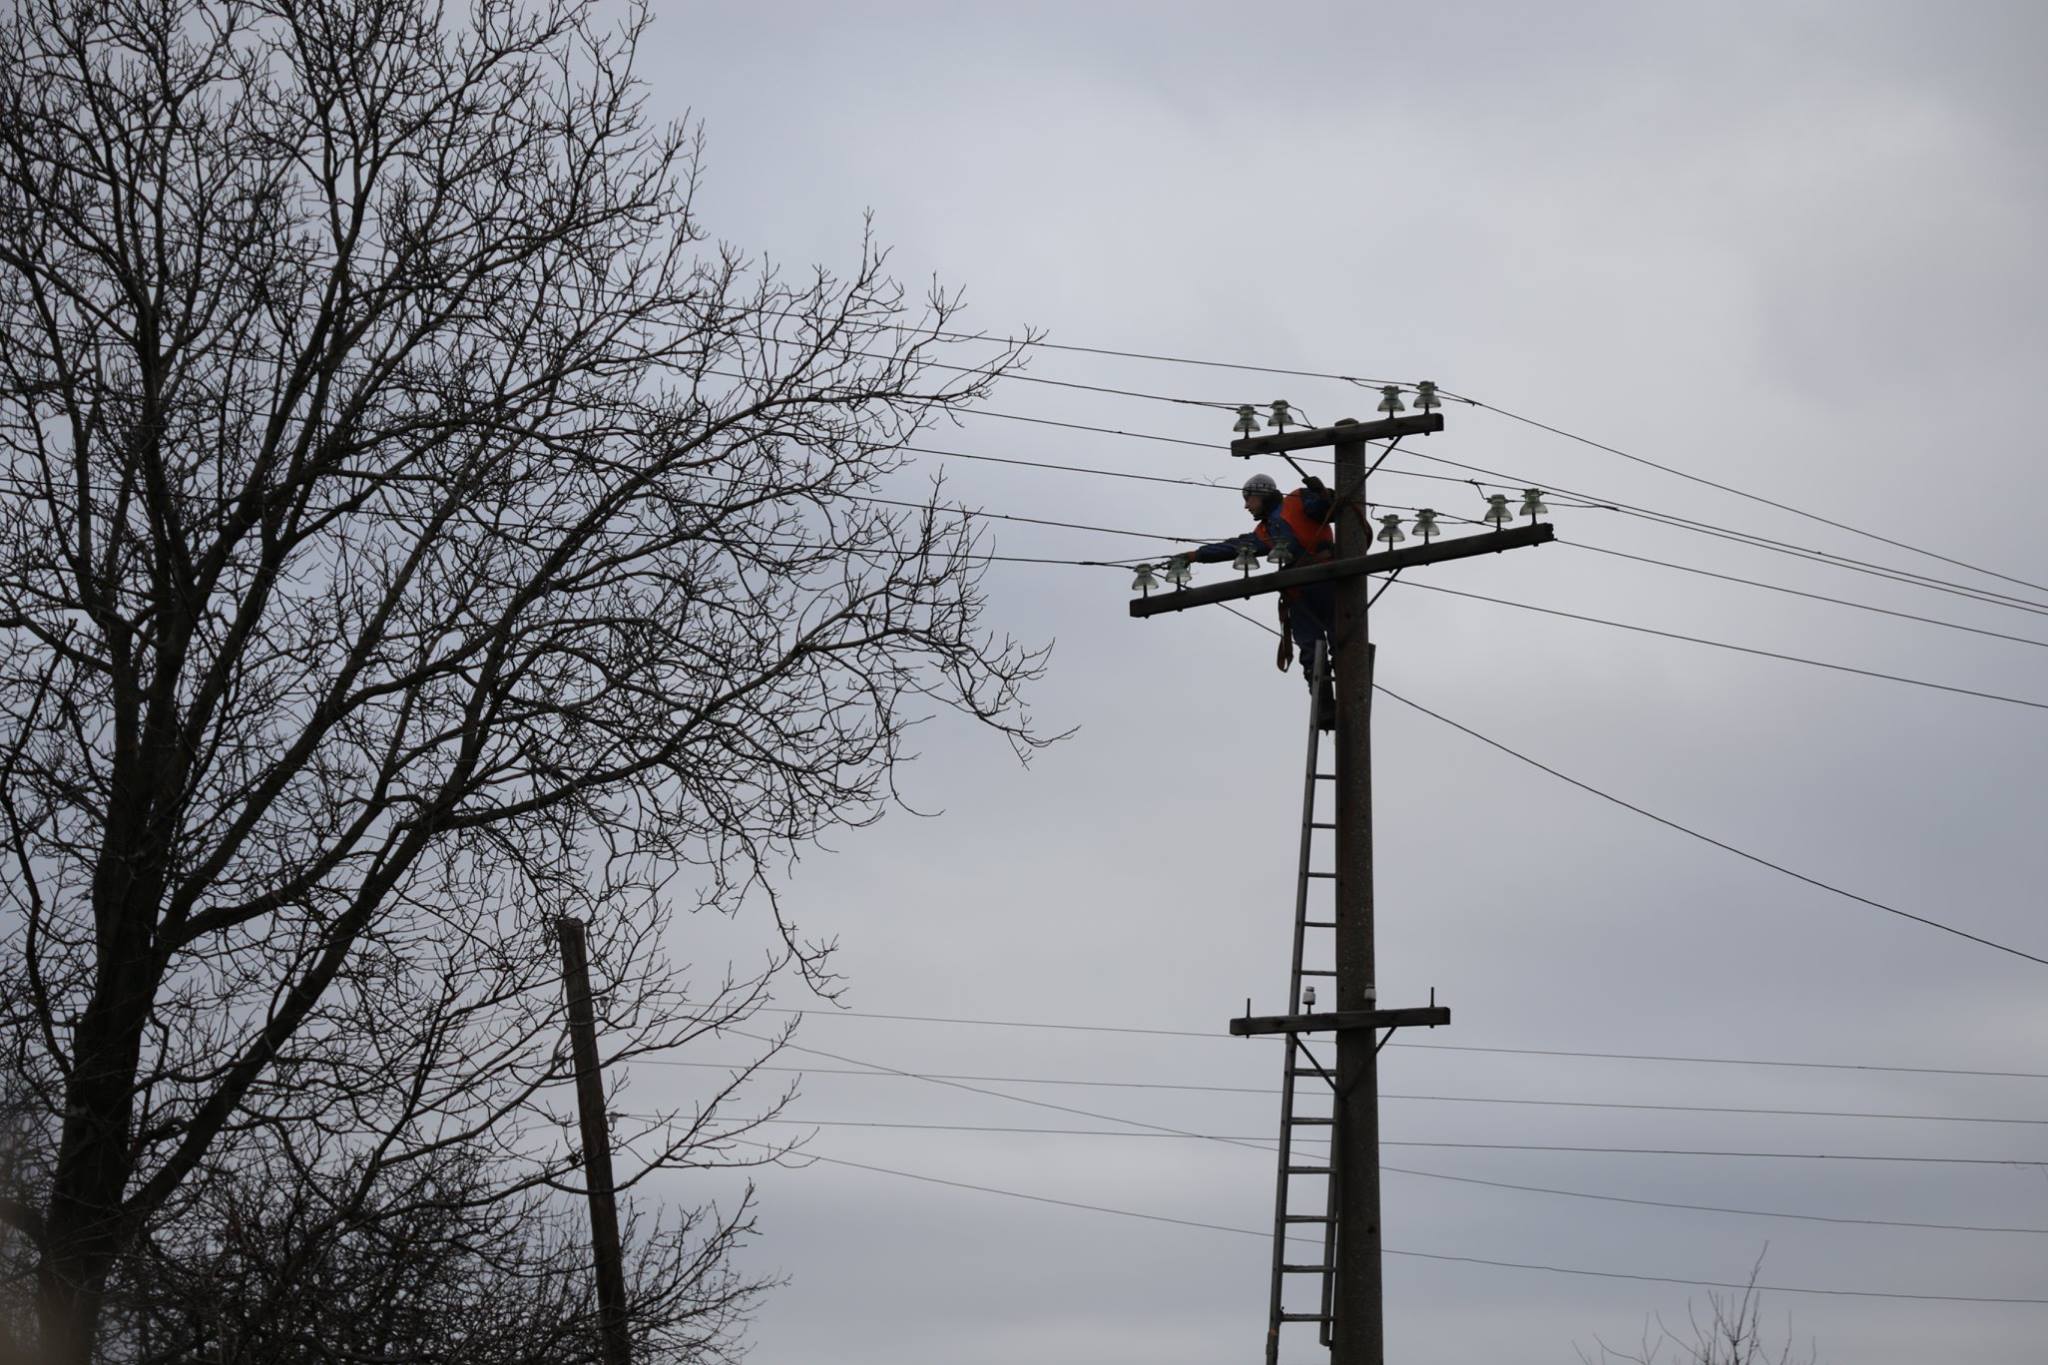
[557,916,633,1365]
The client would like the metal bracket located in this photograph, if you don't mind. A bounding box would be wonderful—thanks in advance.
[1373,987,1441,1052]
[1363,435,1401,482]
[1368,566,1403,607]
[1229,1004,1450,1037]
[1291,1035,1337,1092]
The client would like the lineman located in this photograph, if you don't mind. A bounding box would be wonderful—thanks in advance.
[1176,472,1338,727]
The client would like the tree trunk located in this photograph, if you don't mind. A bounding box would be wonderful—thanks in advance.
[37,924,157,1363]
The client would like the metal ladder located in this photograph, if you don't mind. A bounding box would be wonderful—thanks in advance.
[1264,641,1341,1364]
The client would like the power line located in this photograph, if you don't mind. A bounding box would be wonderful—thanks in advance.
[875,490,2048,716]
[709,1140,2048,1305]
[71,427,2045,705]
[886,442,2047,648]
[1558,541,2048,651]
[949,396,2048,623]
[21,232,2032,613]
[719,1028,1270,1154]
[1380,1162,2048,1237]
[633,1041,2048,1236]
[630,1086,2048,1234]
[889,443,2048,656]
[18,245,2041,617]
[747,1118,2043,1168]
[709,1024,2048,1242]
[6,226,1415,388]
[1383,446,2048,619]
[1373,683,2048,966]
[633,1060,2048,1126]
[644,1028,2048,1249]
[958,405,1214,448]
[19,318,2041,637]
[1213,601,2048,969]
[1381,576,2048,716]
[4,419,2035,666]
[748,1007,2048,1081]
[971,459,2048,651]
[1443,390,2048,601]
[944,428,2048,625]
[892,437,2048,650]
[926,409,2048,627]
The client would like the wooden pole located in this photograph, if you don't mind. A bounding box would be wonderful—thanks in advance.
[1330,422,1383,1365]
[556,916,632,1365]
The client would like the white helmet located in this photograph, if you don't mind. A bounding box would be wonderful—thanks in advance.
[1241,472,1280,499]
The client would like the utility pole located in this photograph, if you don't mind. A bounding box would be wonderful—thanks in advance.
[556,916,633,1365]
[1131,405,1551,1365]
[1329,424,1382,1363]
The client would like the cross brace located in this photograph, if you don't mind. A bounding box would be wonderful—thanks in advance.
[1129,522,1554,618]
[1229,412,1444,456]
[1230,1006,1450,1037]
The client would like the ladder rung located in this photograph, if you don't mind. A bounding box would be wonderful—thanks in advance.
[1281,1214,1334,1223]
[1304,919,1336,928]
[1288,1115,1333,1125]
[1280,1313,1334,1323]
[1309,821,1335,829]
[1314,773,1335,780]
[1300,968,1335,977]
[1305,871,1334,879]
[1282,1263,1336,1273]
[1285,1165,1331,1175]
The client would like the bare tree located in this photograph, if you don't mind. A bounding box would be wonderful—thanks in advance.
[0,0,1052,1359]
[1577,1255,1819,1365]
[94,1135,775,1365]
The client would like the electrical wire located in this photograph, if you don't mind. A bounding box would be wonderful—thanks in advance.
[17,244,2042,617]
[18,280,2048,964]
[718,1028,1269,1153]
[748,1006,2048,1081]
[4,222,1415,388]
[897,442,2046,652]
[4,422,2036,665]
[626,1081,2048,1235]
[1371,682,2048,966]
[1381,446,2048,618]
[926,407,2048,627]
[900,432,2048,648]
[683,1034,2048,1219]
[908,498,2048,718]
[633,1060,2048,1126]
[705,1139,2048,1304]
[1376,1162,2048,1237]
[1213,601,2048,967]
[23,228,2028,610]
[1557,541,2048,650]
[17,316,2041,636]
[1379,576,2048,716]
[744,1118,2043,1167]
[1440,389,2048,600]
[635,1041,2048,1237]
[1014,429,2048,624]
[73,418,2048,710]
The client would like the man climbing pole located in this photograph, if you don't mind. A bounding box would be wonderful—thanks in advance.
[1175,472,1339,727]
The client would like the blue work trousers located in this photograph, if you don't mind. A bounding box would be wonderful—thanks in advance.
[1288,585,1335,688]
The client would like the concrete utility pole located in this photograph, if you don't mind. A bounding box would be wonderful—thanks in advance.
[1329,425,1383,1362]
[1132,408,1551,1365]
[556,916,633,1365]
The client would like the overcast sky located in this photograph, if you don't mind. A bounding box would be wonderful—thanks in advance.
[612,4,2048,1362]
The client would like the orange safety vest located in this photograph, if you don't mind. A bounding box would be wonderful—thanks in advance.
[1277,489,1334,561]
